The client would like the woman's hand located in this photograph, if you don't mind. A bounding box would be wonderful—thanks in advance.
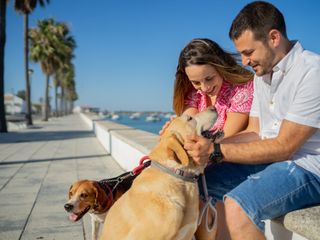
[159,116,175,135]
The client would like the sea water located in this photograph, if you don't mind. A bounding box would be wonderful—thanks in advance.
[104,114,169,135]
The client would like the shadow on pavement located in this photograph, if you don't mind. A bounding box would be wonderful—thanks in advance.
[0,153,110,165]
[0,130,95,144]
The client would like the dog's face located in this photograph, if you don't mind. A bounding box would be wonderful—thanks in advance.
[152,108,218,167]
[64,180,109,221]
[168,107,218,139]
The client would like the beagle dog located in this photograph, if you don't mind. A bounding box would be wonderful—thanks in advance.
[100,108,218,240]
[64,173,137,240]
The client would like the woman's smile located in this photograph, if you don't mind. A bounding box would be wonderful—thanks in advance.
[206,86,218,96]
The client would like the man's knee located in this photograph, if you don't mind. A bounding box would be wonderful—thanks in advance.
[224,197,250,227]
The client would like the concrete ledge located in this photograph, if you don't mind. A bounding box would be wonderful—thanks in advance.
[80,113,158,170]
[7,121,27,131]
[274,205,320,240]
[94,120,158,170]
[80,113,318,240]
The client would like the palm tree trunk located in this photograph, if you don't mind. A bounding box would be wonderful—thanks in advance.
[54,85,58,117]
[64,95,67,115]
[0,0,7,133]
[70,100,74,113]
[42,74,49,121]
[24,13,32,125]
[60,87,65,116]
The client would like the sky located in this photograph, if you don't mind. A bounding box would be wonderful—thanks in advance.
[6,0,320,112]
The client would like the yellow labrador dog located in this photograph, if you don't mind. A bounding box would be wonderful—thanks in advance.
[100,108,218,240]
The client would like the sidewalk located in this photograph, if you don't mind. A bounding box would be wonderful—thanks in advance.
[0,114,124,240]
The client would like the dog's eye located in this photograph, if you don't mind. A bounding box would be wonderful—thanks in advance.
[186,116,193,121]
[80,193,88,199]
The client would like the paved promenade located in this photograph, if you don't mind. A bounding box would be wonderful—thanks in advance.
[0,114,124,240]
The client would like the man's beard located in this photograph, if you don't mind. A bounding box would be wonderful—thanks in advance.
[254,46,276,76]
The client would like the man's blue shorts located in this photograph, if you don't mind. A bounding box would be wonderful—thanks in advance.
[201,161,320,232]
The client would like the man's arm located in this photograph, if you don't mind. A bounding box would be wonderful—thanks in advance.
[222,119,317,164]
[185,118,317,165]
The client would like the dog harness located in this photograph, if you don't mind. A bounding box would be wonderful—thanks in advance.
[98,156,151,202]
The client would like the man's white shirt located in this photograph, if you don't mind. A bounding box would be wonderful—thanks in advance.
[250,41,320,176]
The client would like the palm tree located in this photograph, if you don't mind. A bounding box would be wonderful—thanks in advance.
[53,63,69,116]
[66,79,78,114]
[0,0,8,133]
[60,63,76,115]
[53,71,61,116]
[51,26,75,117]
[14,0,50,126]
[29,18,75,121]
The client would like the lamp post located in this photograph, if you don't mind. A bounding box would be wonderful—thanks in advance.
[26,68,33,125]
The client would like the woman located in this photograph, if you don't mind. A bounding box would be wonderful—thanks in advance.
[169,38,254,239]
[173,38,253,137]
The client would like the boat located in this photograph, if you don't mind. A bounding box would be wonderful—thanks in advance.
[164,113,176,119]
[111,114,121,120]
[129,112,141,120]
[145,114,161,122]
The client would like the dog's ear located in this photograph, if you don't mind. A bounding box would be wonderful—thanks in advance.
[92,183,100,210]
[68,184,73,199]
[167,134,189,166]
[92,182,108,211]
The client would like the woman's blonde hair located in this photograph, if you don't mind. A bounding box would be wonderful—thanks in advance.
[173,38,253,115]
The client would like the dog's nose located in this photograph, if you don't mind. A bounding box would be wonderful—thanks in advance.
[64,203,73,212]
[207,106,216,111]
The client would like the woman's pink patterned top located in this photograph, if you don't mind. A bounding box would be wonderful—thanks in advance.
[185,80,253,132]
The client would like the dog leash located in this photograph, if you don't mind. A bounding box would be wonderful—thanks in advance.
[131,156,151,176]
[100,156,151,193]
[197,174,218,235]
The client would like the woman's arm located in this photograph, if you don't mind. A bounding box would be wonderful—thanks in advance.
[222,116,260,143]
[223,112,249,138]
[182,107,199,116]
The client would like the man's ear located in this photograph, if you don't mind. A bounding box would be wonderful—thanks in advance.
[167,134,189,166]
[268,29,281,47]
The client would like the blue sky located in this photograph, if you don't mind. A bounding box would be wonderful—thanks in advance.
[6,0,320,112]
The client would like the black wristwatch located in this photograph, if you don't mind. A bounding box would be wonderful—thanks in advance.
[209,143,223,164]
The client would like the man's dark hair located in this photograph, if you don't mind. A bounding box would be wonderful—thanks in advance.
[229,1,287,41]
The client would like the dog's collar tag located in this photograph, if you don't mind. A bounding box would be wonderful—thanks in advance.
[174,169,184,176]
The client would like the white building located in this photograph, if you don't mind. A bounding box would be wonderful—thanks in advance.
[4,94,26,115]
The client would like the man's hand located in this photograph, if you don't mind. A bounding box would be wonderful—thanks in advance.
[184,134,213,166]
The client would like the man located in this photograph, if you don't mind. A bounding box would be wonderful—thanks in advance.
[185,1,320,240]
